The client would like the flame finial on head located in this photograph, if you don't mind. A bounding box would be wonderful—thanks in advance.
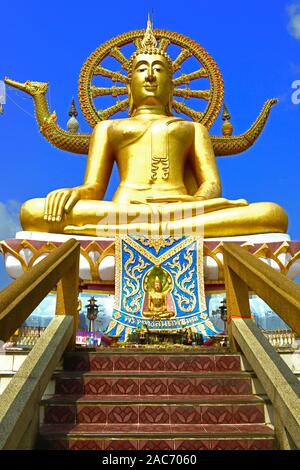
[141,13,158,49]
[128,15,173,80]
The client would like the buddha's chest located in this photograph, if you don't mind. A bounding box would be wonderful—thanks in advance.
[151,292,165,308]
[109,119,194,154]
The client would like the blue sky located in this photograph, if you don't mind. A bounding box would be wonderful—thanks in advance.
[0,0,300,287]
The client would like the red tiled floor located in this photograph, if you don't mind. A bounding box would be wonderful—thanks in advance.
[167,378,196,395]
[221,378,252,395]
[210,438,275,450]
[210,439,251,450]
[194,378,224,395]
[140,356,165,371]
[140,378,168,395]
[76,405,107,424]
[139,440,174,450]
[137,424,172,433]
[164,357,194,371]
[234,424,274,433]
[169,405,201,424]
[84,378,112,395]
[64,355,90,371]
[168,424,206,433]
[56,378,84,395]
[89,356,114,371]
[189,357,216,372]
[40,351,275,451]
[107,405,138,424]
[103,440,138,450]
[113,355,140,371]
[139,405,170,424]
[214,355,241,372]
[111,378,140,395]
[44,405,76,424]
[231,404,265,424]
[201,405,233,424]
[175,439,211,450]
[201,424,241,433]
[44,393,264,404]
[69,439,102,450]
[246,439,275,450]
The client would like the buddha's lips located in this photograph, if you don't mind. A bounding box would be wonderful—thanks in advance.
[144,85,157,91]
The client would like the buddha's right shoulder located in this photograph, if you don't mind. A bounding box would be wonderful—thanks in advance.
[93,120,112,132]
[94,118,128,131]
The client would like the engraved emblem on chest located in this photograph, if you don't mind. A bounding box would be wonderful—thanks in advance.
[150,118,183,183]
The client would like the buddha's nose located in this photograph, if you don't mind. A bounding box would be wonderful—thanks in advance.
[146,70,155,82]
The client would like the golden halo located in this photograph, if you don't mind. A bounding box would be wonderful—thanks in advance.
[78,29,224,128]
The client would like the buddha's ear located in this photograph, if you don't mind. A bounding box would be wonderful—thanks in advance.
[127,83,135,116]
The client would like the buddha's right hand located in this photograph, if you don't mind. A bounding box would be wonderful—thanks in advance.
[44,188,81,222]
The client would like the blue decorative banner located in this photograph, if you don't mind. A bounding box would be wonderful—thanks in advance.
[104,236,220,340]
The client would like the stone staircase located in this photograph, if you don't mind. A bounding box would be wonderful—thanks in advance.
[38,350,276,450]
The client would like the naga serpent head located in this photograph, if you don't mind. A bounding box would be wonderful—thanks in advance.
[4,77,48,96]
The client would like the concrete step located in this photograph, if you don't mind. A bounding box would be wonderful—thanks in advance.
[55,372,253,396]
[38,423,276,450]
[42,397,266,426]
[64,352,241,373]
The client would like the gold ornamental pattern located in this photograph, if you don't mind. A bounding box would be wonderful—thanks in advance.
[78,29,224,129]
[136,236,176,254]
[165,246,196,312]
[122,244,151,313]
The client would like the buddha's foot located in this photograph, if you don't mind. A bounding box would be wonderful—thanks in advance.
[227,198,248,206]
[64,224,116,236]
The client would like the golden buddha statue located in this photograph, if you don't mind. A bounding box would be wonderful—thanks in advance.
[17,18,288,238]
[143,275,174,320]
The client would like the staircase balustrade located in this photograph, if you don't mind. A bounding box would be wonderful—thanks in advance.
[223,243,300,449]
[0,239,80,449]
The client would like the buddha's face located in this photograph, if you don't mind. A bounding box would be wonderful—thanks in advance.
[154,279,162,292]
[129,53,173,110]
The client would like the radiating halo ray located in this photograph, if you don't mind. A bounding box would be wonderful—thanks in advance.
[109,47,130,70]
[173,100,204,121]
[94,66,129,83]
[172,48,193,71]
[174,88,210,100]
[91,86,128,98]
[97,98,129,120]
[173,68,209,86]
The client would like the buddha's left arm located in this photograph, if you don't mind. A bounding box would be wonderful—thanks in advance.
[190,123,222,200]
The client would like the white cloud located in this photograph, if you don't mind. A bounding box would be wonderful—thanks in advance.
[288,3,300,39]
[0,200,22,240]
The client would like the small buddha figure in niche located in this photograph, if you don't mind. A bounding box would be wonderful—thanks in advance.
[143,275,175,320]
[20,18,288,238]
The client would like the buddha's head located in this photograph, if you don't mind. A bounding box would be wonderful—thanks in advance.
[154,276,162,292]
[127,17,174,116]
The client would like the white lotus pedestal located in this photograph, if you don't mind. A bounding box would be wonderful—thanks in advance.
[1,231,299,334]
[1,232,299,293]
